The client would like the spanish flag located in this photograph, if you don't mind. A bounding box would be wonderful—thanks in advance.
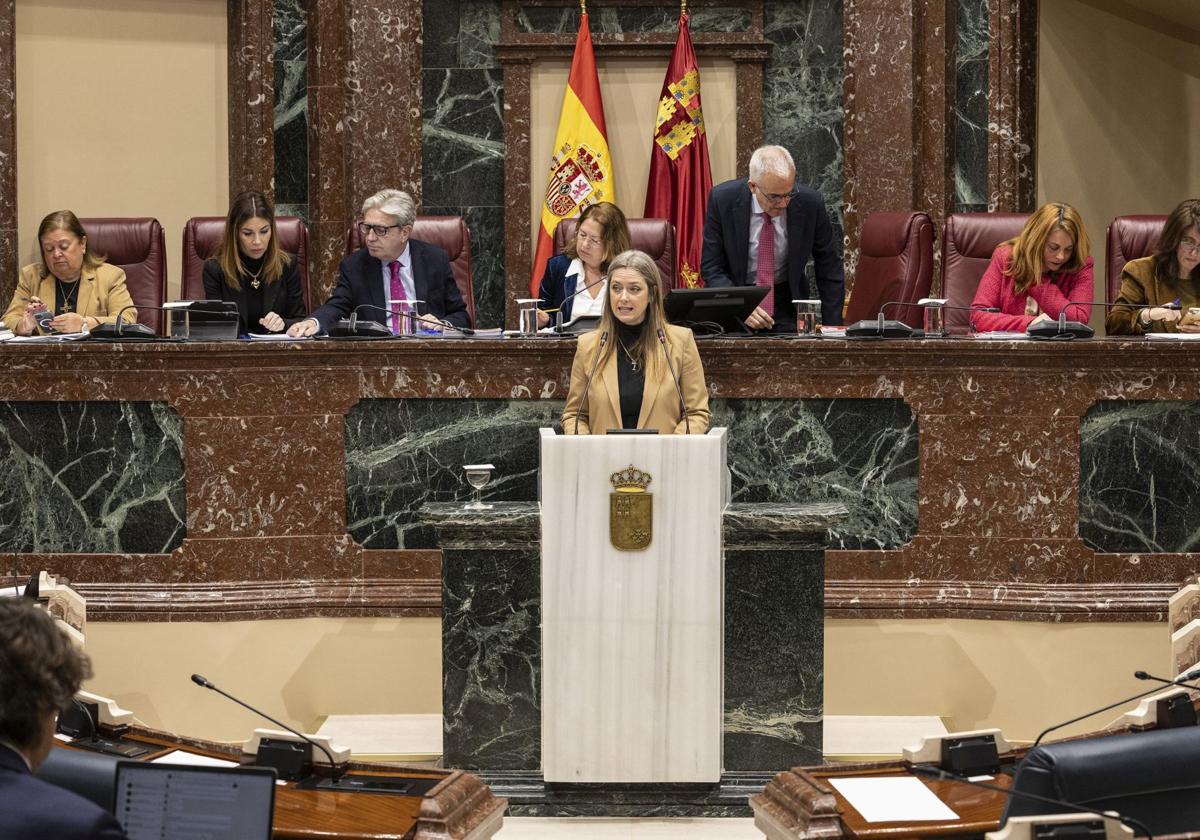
[643,11,712,289]
[529,11,615,296]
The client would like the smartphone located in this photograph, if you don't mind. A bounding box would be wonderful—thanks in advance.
[34,310,53,332]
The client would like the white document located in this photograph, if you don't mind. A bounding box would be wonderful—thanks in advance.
[1146,332,1200,341]
[151,750,239,768]
[247,332,310,341]
[829,776,960,822]
[971,331,1030,341]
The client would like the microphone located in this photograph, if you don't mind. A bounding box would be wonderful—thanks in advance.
[190,673,343,781]
[540,276,606,324]
[657,327,690,435]
[87,304,159,339]
[1032,669,1200,748]
[1026,300,1180,341]
[846,301,1000,338]
[573,330,609,435]
[333,302,474,338]
[1136,667,1200,683]
[910,764,1152,839]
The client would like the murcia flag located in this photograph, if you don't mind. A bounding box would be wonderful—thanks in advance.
[530,11,615,295]
[643,11,712,289]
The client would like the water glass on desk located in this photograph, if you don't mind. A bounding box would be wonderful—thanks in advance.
[792,299,821,336]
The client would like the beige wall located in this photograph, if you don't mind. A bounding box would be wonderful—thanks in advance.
[1038,0,1200,331]
[530,58,738,246]
[84,617,442,743]
[16,0,229,300]
[82,614,1164,748]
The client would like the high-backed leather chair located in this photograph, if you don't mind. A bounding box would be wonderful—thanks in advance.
[843,212,935,328]
[345,216,475,327]
[78,217,166,333]
[1106,215,1166,303]
[181,216,310,309]
[941,212,1029,333]
[551,217,677,291]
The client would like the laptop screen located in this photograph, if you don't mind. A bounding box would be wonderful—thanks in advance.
[114,761,276,840]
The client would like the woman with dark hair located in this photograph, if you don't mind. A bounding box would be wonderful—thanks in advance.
[970,202,1094,332]
[536,201,632,327]
[562,249,710,435]
[1107,199,1200,334]
[203,191,307,334]
[3,210,137,335]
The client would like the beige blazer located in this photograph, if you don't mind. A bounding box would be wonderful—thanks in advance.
[3,262,137,333]
[562,322,711,435]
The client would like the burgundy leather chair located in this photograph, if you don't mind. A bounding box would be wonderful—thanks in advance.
[843,212,935,328]
[941,212,1029,333]
[181,216,310,309]
[345,216,475,327]
[1106,215,1166,303]
[78,218,166,333]
[551,217,677,291]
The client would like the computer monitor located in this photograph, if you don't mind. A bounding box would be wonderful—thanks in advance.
[114,761,276,840]
[663,285,769,335]
[1002,726,1200,833]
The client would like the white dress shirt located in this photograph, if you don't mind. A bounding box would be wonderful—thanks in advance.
[569,258,606,319]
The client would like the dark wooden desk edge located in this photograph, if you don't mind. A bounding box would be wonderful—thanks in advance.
[58,723,506,840]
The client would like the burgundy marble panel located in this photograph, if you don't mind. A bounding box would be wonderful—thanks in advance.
[843,0,954,283]
[988,0,1037,212]
[344,2,424,204]
[0,0,16,305]
[185,416,346,539]
[228,0,276,199]
[500,60,531,329]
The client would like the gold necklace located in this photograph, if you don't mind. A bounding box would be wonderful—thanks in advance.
[55,277,80,313]
[617,336,640,373]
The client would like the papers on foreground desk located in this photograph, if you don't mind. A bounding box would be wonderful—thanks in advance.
[829,776,960,822]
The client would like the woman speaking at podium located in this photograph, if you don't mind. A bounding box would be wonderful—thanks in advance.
[562,250,710,435]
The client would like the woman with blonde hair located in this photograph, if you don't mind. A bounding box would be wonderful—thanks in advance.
[3,210,137,335]
[970,202,1094,332]
[1107,198,1200,334]
[562,249,710,434]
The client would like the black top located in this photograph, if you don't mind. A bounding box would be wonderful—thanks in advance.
[201,254,307,334]
[54,277,81,315]
[615,320,646,429]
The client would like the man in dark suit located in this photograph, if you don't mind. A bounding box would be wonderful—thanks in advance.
[288,188,470,336]
[701,145,844,330]
[0,597,127,839]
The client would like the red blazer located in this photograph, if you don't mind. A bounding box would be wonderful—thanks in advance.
[969,244,1094,332]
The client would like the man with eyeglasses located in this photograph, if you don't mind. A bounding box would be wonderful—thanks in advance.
[701,145,844,331]
[288,188,470,336]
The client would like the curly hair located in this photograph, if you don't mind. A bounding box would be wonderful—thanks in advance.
[0,597,92,750]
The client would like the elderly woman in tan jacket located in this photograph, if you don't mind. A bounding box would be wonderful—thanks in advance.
[4,210,136,335]
[562,249,710,435]
[1107,199,1200,335]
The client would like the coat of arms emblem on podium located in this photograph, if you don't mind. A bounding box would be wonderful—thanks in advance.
[609,465,652,551]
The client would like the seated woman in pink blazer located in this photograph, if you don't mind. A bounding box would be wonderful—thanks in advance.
[970,202,1094,332]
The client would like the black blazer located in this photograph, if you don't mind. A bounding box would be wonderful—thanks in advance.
[309,240,470,332]
[0,744,127,840]
[700,177,845,325]
[202,256,307,334]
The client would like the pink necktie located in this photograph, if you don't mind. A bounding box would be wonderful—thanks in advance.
[756,212,775,317]
[389,260,407,334]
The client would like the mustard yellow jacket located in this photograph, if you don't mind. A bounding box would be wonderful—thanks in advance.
[3,262,137,333]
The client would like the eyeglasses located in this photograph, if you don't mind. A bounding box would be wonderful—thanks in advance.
[1180,238,1200,254]
[754,185,800,204]
[358,222,403,238]
[576,231,603,246]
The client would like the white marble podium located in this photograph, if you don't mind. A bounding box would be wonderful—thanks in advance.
[538,428,729,783]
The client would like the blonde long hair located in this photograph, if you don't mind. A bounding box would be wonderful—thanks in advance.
[1002,202,1090,295]
[592,250,671,378]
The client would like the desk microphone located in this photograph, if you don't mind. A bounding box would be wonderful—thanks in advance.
[190,673,343,781]
[1027,301,1180,340]
[540,276,605,316]
[336,302,475,337]
[87,304,163,339]
[1032,669,1200,748]
[846,301,999,338]
[574,331,609,435]
[657,327,689,435]
[910,764,1152,839]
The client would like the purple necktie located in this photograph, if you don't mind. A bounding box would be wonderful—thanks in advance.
[756,212,775,317]
[389,260,407,334]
